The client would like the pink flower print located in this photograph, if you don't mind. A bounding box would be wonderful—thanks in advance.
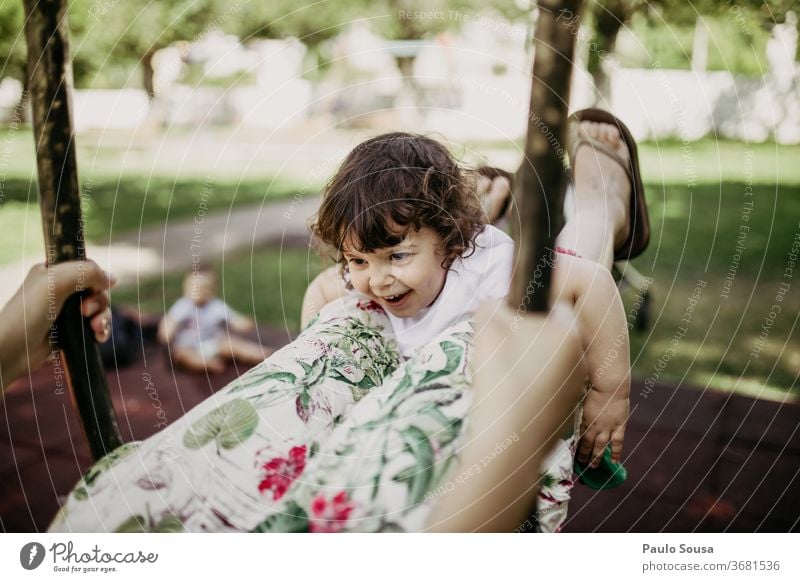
[312,338,333,357]
[538,491,556,503]
[309,491,355,533]
[295,389,333,424]
[356,299,384,313]
[258,445,307,500]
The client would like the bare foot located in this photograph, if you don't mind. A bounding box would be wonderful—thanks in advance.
[206,357,226,374]
[173,348,226,374]
[571,121,631,250]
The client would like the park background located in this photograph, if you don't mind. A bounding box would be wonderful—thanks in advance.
[0,0,798,532]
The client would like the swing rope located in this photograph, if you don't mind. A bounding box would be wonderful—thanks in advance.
[509,0,583,313]
[24,0,123,461]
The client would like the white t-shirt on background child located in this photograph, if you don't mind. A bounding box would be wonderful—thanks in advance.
[167,297,238,349]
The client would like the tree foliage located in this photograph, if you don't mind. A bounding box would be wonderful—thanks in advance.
[0,1,26,83]
[2,0,794,91]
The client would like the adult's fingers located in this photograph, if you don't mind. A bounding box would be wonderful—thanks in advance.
[81,290,110,318]
[51,260,116,300]
[89,307,112,343]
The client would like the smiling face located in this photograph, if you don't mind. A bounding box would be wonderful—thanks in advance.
[343,227,449,318]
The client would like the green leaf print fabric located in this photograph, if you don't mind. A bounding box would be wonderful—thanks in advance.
[182,399,259,451]
[49,295,575,533]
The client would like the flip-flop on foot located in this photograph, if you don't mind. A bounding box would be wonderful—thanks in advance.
[568,108,650,261]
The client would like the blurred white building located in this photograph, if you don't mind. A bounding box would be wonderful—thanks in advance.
[4,12,797,144]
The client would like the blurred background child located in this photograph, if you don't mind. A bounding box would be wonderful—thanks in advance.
[158,268,272,373]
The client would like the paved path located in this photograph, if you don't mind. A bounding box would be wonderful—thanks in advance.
[0,195,321,307]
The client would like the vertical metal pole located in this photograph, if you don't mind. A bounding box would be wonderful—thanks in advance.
[23,0,122,460]
[510,0,583,313]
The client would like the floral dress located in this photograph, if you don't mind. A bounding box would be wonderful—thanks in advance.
[49,295,576,533]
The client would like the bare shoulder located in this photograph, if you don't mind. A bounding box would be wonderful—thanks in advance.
[301,265,346,328]
[317,265,346,295]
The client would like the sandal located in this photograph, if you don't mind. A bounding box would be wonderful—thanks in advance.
[568,109,650,261]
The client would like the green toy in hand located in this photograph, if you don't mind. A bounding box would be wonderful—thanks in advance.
[574,445,627,489]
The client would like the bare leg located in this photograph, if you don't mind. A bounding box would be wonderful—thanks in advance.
[481,123,631,271]
[172,347,225,374]
[429,121,635,531]
[219,335,273,365]
[556,121,632,271]
[427,301,585,532]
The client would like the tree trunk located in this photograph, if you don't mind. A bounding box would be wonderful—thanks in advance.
[13,66,29,125]
[691,16,708,72]
[142,49,156,100]
[588,2,626,104]
[395,54,419,99]
[395,55,416,85]
[23,0,122,461]
[509,0,584,312]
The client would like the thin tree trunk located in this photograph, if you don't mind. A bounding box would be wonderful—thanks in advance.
[23,0,122,461]
[395,54,420,105]
[509,0,583,313]
[142,49,156,100]
[588,2,625,104]
[14,66,29,124]
[691,16,708,72]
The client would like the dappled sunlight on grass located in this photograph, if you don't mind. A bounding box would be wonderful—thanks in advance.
[111,247,325,334]
[0,175,305,266]
[3,132,797,399]
[690,374,797,403]
[627,178,800,395]
[0,201,45,265]
[637,139,800,186]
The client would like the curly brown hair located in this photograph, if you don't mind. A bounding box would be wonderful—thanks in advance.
[311,132,486,268]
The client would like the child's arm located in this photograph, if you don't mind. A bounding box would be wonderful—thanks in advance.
[157,314,177,345]
[300,266,349,329]
[553,255,631,467]
[227,310,255,333]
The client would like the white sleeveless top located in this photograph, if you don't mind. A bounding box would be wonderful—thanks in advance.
[386,225,514,358]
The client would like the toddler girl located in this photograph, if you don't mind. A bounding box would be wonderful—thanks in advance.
[51,128,630,533]
[303,131,631,531]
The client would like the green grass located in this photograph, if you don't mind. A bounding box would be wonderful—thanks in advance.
[111,247,325,334]
[637,139,800,186]
[3,130,797,398]
[625,181,800,398]
[107,179,800,399]
[0,200,45,265]
[468,138,800,186]
[619,14,772,76]
[466,138,800,396]
[0,175,304,265]
[0,127,318,265]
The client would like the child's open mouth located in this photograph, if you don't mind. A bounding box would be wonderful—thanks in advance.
[382,290,411,307]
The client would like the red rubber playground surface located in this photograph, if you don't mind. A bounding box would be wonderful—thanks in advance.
[1,330,799,533]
